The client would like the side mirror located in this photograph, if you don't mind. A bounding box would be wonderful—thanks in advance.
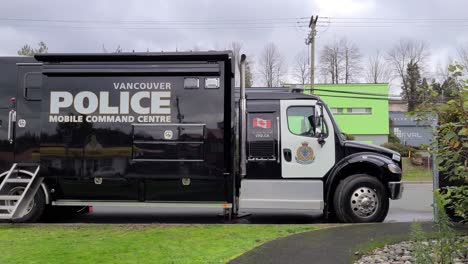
[317,132,326,146]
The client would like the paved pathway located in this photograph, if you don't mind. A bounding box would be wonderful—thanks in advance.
[229,222,436,264]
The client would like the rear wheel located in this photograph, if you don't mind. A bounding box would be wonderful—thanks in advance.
[0,171,46,223]
[333,174,389,223]
[1,185,46,223]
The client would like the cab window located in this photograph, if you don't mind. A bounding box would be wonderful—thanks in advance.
[287,106,315,137]
[287,106,328,138]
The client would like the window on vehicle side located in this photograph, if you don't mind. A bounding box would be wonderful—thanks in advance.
[347,107,372,114]
[287,106,315,137]
[331,108,344,114]
[24,72,42,101]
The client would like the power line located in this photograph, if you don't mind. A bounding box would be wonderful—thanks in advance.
[316,24,468,28]
[2,24,309,31]
[318,21,468,24]
[322,16,468,21]
[0,16,310,31]
[315,16,468,28]
[0,17,309,25]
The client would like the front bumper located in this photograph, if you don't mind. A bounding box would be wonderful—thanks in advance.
[388,181,404,200]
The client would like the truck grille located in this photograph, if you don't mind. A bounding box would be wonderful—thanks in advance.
[248,141,275,159]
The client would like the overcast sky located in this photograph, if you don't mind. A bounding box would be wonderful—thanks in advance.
[1,0,467,90]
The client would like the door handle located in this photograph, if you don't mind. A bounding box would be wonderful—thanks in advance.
[7,110,16,144]
[283,148,292,162]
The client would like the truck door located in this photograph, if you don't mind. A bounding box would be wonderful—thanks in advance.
[14,64,42,164]
[0,60,18,173]
[280,100,335,178]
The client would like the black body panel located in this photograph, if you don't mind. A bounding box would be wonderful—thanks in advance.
[35,52,235,202]
[245,100,281,179]
[0,57,41,173]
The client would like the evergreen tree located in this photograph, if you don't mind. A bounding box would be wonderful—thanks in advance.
[402,61,421,111]
[17,41,48,56]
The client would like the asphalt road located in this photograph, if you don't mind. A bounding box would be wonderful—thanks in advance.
[51,182,434,224]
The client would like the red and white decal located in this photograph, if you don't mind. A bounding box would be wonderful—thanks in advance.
[253,118,271,129]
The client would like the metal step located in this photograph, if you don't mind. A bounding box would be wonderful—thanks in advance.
[5,179,31,183]
[0,213,12,219]
[12,177,43,219]
[0,195,21,200]
[0,163,41,220]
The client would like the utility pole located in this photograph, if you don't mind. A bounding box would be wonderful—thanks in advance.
[306,15,318,93]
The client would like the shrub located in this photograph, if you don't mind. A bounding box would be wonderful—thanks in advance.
[411,192,459,264]
[381,142,417,157]
[414,64,467,223]
[388,132,401,144]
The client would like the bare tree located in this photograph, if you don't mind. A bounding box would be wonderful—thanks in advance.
[387,39,429,110]
[292,50,310,85]
[319,37,361,84]
[386,39,429,94]
[365,50,390,83]
[258,43,286,87]
[229,41,255,87]
[319,41,341,84]
[115,45,123,53]
[434,56,454,83]
[340,38,362,84]
[101,44,123,53]
[457,44,468,71]
[229,42,243,87]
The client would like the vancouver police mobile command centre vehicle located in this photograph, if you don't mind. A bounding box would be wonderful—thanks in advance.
[0,52,403,223]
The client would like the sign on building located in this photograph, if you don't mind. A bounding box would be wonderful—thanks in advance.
[389,112,437,147]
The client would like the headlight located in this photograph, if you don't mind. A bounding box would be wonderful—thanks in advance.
[388,163,402,174]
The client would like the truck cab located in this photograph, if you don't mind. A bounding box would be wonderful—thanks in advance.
[238,89,403,223]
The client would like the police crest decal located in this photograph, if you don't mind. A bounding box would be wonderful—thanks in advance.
[295,142,315,164]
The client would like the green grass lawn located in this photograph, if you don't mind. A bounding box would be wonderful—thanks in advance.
[0,224,323,264]
[402,157,433,182]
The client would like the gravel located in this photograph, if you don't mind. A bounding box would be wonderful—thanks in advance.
[355,236,468,264]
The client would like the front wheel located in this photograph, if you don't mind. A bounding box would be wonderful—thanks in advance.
[333,174,389,223]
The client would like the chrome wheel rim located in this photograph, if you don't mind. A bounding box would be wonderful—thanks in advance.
[350,187,379,218]
[5,186,35,215]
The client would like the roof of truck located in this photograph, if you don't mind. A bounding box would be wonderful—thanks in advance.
[236,88,320,100]
[35,51,233,62]
[0,56,37,63]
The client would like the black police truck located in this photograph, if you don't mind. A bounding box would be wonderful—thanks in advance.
[0,52,403,223]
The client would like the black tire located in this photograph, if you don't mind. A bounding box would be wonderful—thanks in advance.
[11,187,46,223]
[333,174,389,223]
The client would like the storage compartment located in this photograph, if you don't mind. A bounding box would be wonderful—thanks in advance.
[132,123,205,161]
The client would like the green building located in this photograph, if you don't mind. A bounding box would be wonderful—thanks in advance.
[286,83,390,145]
